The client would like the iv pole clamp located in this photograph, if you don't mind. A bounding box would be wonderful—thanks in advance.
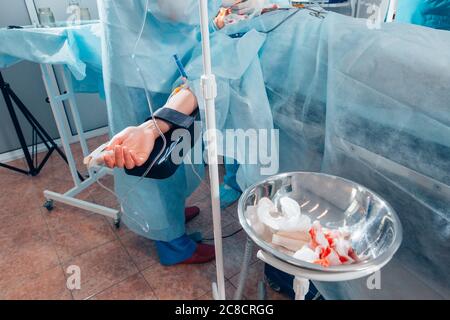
[198,0,226,300]
[0,71,74,177]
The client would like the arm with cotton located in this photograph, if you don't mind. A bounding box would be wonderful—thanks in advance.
[104,88,198,169]
[84,89,198,170]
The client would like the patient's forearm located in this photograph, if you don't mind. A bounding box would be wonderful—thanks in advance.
[166,88,198,116]
[139,89,198,136]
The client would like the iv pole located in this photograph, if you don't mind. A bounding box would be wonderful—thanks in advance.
[198,0,226,300]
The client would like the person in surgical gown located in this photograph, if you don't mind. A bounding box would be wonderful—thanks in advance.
[396,0,450,30]
[97,0,290,266]
[97,0,450,299]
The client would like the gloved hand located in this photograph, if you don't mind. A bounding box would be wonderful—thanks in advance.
[232,0,269,15]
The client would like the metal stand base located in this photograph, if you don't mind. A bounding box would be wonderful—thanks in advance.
[235,237,387,300]
[37,64,119,225]
[42,167,120,225]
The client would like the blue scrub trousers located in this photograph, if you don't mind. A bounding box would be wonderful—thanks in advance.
[156,159,242,266]
[155,234,197,266]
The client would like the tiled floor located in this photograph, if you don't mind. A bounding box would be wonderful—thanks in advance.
[0,135,289,300]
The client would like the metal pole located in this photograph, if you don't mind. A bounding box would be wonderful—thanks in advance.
[198,0,226,300]
[25,0,40,26]
[0,72,35,174]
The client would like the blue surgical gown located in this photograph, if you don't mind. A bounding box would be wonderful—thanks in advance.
[396,0,450,30]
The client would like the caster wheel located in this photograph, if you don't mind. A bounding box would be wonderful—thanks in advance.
[114,218,121,229]
[43,200,54,211]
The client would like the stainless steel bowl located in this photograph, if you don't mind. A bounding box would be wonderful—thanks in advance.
[238,172,403,273]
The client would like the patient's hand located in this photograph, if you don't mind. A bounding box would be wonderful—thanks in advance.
[101,88,197,170]
[103,126,157,170]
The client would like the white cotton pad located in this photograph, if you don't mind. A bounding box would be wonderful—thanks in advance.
[256,197,284,230]
[282,214,312,233]
[83,143,111,169]
[293,246,319,263]
[276,230,310,242]
[257,197,312,232]
[272,233,309,252]
[278,196,311,232]
[280,196,301,218]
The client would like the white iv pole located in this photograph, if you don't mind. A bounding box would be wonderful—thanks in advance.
[198,0,226,300]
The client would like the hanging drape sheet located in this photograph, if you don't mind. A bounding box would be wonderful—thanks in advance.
[226,9,450,299]
[0,22,104,94]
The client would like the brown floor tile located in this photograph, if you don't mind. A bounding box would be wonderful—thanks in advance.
[185,200,237,239]
[34,177,94,204]
[44,204,116,261]
[0,241,60,290]
[0,208,48,254]
[0,209,60,289]
[210,222,258,280]
[142,262,216,300]
[88,178,129,238]
[0,137,253,301]
[90,273,156,300]
[106,216,131,238]
[229,261,262,300]
[67,144,92,175]
[31,151,94,199]
[0,266,72,300]
[89,176,121,215]
[223,201,240,222]
[33,151,76,183]
[63,241,138,300]
[89,176,115,199]
[196,280,239,300]
[0,178,42,216]
[0,158,28,180]
[120,232,159,271]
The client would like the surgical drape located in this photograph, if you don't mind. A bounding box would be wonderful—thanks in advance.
[225,9,450,299]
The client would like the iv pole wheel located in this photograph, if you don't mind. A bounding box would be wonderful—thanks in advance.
[43,199,54,211]
[114,217,121,229]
